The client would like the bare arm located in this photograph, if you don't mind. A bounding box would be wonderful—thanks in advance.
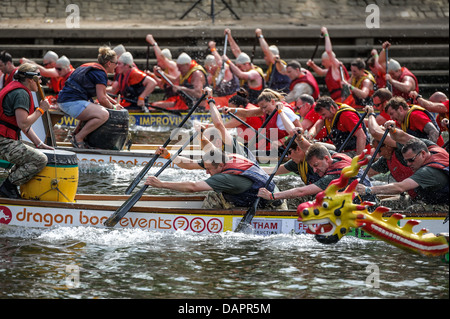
[224,28,241,58]
[145,176,212,193]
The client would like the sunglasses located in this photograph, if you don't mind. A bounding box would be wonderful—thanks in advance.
[404,151,422,163]
[373,101,384,108]
[55,67,62,71]
[18,71,41,78]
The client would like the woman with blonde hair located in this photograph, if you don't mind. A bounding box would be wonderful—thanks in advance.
[57,46,122,148]
[224,88,301,154]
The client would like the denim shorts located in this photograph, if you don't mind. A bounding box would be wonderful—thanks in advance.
[58,100,91,118]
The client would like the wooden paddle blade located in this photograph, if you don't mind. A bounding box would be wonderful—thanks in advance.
[125,155,160,195]
[234,198,260,232]
[104,185,148,227]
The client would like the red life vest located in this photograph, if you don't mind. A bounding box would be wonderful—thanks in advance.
[56,66,75,92]
[422,145,449,171]
[1,67,19,88]
[392,67,419,100]
[325,153,353,175]
[0,81,35,140]
[325,67,349,101]
[289,69,320,100]
[387,151,414,182]
[221,154,276,207]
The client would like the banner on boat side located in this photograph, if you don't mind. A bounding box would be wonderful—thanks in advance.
[1,205,224,234]
[75,153,178,168]
[56,113,231,128]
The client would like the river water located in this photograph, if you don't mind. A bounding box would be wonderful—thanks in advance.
[1,162,448,302]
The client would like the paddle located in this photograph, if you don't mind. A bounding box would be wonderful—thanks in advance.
[104,131,199,228]
[125,92,207,195]
[33,75,56,147]
[358,127,390,183]
[108,94,183,116]
[216,33,228,85]
[155,69,196,108]
[310,33,324,62]
[234,131,299,233]
[336,110,368,153]
[385,47,392,92]
[339,65,350,101]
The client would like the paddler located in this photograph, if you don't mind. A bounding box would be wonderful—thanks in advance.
[151,52,207,110]
[340,58,376,109]
[0,63,53,199]
[385,96,444,146]
[145,148,287,210]
[258,143,375,203]
[306,26,350,103]
[308,96,370,155]
[284,60,320,103]
[255,28,290,94]
[223,28,265,104]
[224,88,301,156]
[205,40,240,103]
[107,52,157,112]
[356,129,449,206]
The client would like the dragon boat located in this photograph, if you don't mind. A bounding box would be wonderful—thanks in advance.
[0,194,448,239]
[297,151,449,258]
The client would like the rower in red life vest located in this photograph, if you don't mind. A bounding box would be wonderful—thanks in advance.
[145,149,286,210]
[293,94,328,142]
[0,51,19,90]
[410,90,449,133]
[386,57,419,102]
[20,51,64,105]
[356,131,449,206]
[107,52,157,113]
[258,143,375,203]
[367,48,387,90]
[341,58,376,109]
[308,96,370,155]
[152,52,207,111]
[284,60,320,103]
[385,96,444,147]
[370,88,393,126]
[0,63,53,199]
[306,26,350,102]
[223,88,301,156]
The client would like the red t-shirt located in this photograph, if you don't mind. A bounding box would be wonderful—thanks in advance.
[304,108,328,140]
[402,110,444,146]
[336,110,363,132]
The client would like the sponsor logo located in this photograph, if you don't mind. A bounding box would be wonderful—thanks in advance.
[0,206,12,225]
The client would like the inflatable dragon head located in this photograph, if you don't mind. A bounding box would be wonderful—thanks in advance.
[297,151,449,257]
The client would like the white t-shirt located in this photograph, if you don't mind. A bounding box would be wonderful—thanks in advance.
[276,107,300,131]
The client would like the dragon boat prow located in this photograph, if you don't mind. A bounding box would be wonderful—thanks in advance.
[296,150,449,258]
